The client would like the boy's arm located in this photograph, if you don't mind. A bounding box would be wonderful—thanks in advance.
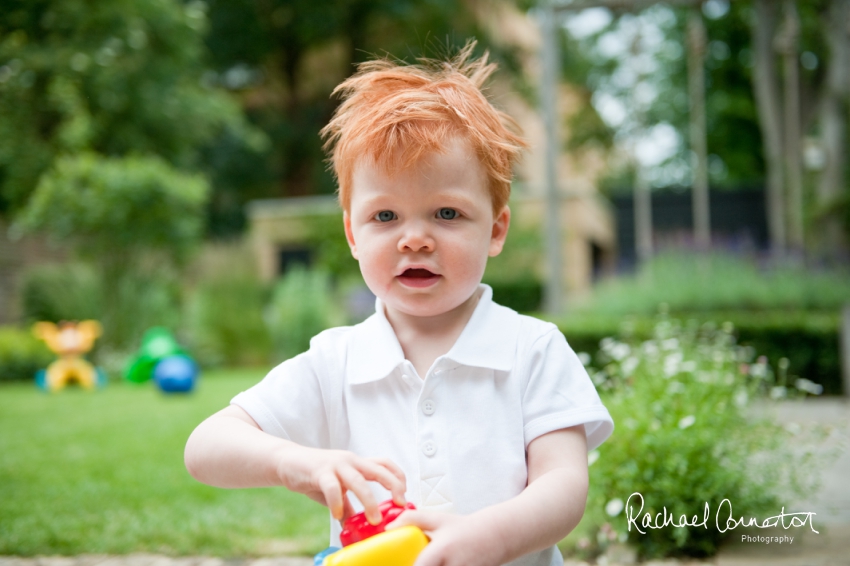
[389,425,588,566]
[184,404,407,524]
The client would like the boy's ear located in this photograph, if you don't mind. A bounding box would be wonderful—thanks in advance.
[488,205,511,257]
[343,211,359,259]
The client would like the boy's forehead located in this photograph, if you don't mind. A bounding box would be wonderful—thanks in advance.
[351,137,484,187]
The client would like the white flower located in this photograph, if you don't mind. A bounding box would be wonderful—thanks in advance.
[795,378,823,396]
[642,341,659,357]
[611,342,631,361]
[678,415,696,429]
[770,386,787,399]
[588,450,600,466]
[661,338,679,350]
[621,356,639,376]
[663,352,683,377]
[750,362,767,378]
[605,498,624,517]
[577,352,592,366]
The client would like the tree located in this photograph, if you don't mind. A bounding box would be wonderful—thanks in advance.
[559,1,848,260]
[15,153,208,348]
[200,0,521,236]
[0,0,256,214]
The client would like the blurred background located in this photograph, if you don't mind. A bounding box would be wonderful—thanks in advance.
[1,0,849,562]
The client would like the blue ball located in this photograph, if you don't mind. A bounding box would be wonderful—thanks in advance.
[153,355,198,393]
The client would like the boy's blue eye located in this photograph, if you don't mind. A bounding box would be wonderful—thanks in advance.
[438,208,458,220]
[375,210,396,222]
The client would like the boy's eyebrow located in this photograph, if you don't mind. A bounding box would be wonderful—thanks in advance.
[357,190,480,210]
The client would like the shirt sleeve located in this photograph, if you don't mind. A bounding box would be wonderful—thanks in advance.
[521,326,614,451]
[230,343,331,449]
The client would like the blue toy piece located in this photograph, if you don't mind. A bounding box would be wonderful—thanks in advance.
[152,355,198,393]
[313,547,340,565]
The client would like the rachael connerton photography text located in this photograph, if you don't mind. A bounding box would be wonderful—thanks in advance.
[624,492,818,535]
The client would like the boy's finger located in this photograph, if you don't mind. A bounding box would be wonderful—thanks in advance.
[317,472,344,520]
[340,494,355,523]
[369,457,406,484]
[358,460,407,504]
[337,467,381,524]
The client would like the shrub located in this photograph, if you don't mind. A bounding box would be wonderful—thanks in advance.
[567,317,821,559]
[265,268,338,362]
[19,262,181,366]
[20,262,102,323]
[0,326,53,382]
[577,251,850,315]
[489,279,543,313]
[185,275,271,368]
[559,310,842,394]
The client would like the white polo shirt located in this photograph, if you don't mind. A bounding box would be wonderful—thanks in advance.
[232,284,613,566]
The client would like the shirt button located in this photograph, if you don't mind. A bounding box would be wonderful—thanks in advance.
[421,399,436,416]
[422,441,437,457]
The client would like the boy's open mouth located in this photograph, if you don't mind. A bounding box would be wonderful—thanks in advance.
[397,268,441,288]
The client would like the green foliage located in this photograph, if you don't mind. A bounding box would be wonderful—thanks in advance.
[20,262,102,323]
[19,261,182,360]
[577,252,850,315]
[0,0,253,214]
[266,267,338,362]
[97,271,182,358]
[185,275,272,368]
[303,213,361,280]
[569,317,820,559]
[13,153,203,354]
[0,370,328,556]
[17,153,208,266]
[200,0,525,235]
[0,326,53,382]
[483,210,543,312]
[559,310,842,395]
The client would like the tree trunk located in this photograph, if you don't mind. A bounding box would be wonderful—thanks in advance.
[818,0,850,259]
[687,7,710,252]
[780,0,804,256]
[752,0,786,258]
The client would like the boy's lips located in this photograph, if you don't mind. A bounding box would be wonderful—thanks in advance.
[397,268,441,288]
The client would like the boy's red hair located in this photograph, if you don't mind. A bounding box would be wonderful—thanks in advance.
[321,42,528,214]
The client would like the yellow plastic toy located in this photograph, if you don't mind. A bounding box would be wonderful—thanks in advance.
[32,320,103,392]
[323,525,428,566]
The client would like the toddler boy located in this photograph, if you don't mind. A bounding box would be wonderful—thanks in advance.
[185,43,613,566]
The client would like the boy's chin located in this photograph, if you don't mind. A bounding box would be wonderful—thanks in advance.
[380,288,480,319]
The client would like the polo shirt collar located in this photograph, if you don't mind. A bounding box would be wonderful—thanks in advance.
[346,284,518,385]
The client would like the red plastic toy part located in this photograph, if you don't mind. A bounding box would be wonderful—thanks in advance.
[339,500,416,547]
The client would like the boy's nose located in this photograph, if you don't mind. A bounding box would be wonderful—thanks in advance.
[397,223,435,253]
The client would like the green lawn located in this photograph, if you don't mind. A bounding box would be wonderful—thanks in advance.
[0,369,328,557]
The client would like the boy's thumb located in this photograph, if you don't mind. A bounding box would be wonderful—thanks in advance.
[385,510,438,532]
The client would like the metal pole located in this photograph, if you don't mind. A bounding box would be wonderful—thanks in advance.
[539,2,563,315]
[687,7,710,251]
[634,166,653,263]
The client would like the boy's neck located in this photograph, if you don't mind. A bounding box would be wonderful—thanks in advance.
[383,287,483,379]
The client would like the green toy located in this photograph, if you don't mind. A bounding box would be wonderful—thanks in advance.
[124,327,188,383]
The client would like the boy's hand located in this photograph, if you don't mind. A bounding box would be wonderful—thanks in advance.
[277,445,407,525]
[387,510,505,566]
